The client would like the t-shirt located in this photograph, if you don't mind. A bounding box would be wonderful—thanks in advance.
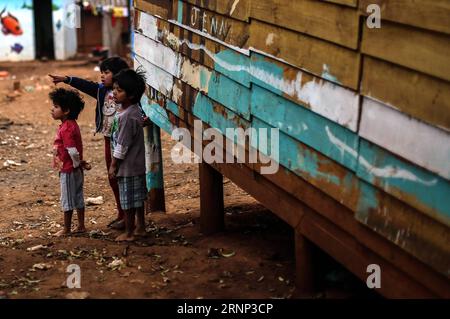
[101,90,121,137]
[53,120,83,173]
[112,104,145,177]
[110,107,123,152]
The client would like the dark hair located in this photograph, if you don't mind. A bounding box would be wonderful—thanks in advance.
[49,88,85,120]
[99,56,129,75]
[113,68,146,104]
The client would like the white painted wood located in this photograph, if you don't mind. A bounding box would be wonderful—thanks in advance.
[134,11,359,131]
[136,11,159,41]
[134,54,174,97]
[134,33,182,77]
[360,97,450,180]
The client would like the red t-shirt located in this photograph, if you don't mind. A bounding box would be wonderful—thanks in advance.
[53,120,83,173]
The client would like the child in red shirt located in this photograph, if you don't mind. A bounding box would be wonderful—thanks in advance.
[50,88,88,236]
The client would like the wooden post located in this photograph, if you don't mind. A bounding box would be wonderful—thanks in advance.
[144,122,166,212]
[199,162,224,234]
[295,228,315,296]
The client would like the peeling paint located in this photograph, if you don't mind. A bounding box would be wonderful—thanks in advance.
[325,125,437,186]
[321,64,340,84]
[360,97,450,180]
[171,85,183,103]
[135,14,359,130]
[265,33,275,46]
[180,59,211,93]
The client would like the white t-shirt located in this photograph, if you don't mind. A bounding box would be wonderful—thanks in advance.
[101,90,121,137]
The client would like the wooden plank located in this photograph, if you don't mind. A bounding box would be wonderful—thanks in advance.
[362,21,450,82]
[354,181,450,279]
[359,0,450,35]
[134,0,174,19]
[177,1,250,48]
[357,139,450,227]
[135,10,252,87]
[135,11,360,130]
[251,84,359,172]
[361,56,450,132]
[251,117,360,211]
[143,94,450,286]
[166,80,363,214]
[299,211,437,298]
[253,116,450,275]
[134,33,182,77]
[141,96,447,295]
[151,71,450,254]
[248,19,361,90]
[250,52,360,131]
[134,54,174,96]
[163,108,449,295]
[250,0,360,49]
[323,0,358,8]
[359,97,450,180]
[137,50,446,234]
[184,0,251,21]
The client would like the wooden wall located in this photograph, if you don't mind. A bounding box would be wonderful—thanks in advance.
[133,0,450,297]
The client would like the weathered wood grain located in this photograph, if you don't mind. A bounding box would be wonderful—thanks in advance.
[248,19,360,90]
[176,0,250,48]
[359,0,450,35]
[184,0,251,21]
[134,13,360,130]
[362,21,450,82]
[140,93,450,287]
[359,97,450,180]
[250,0,360,49]
[361,56,450,132]
[323,0,358,8]
[135,0,174,19]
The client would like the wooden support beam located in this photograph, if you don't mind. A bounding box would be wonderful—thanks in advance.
[295,229,316,296]
[144,123,166,212]
[199,162,224,234]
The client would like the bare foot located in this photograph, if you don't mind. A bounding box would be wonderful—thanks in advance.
[54,229,70,237]
[115,233,135,242]
[134,228,147,237]
[110,219,125,230]
[74,227,86,234]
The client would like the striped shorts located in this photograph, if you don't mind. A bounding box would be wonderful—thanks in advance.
[117,175,147,210]
[60,168,84,212]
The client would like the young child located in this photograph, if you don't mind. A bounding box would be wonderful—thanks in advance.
[50,88,87,236]
[108,69,147,242]
[49,57,129,230]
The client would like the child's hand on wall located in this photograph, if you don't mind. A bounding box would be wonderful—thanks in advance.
[141,116,151,127]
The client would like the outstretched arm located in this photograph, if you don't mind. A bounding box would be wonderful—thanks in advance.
[48,74,99,99]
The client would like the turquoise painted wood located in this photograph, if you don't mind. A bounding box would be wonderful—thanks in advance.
[141,96,173,134]
[192,92,251,133]
[251,84,359,172]
[357,139,450,226]
[207,71,251,120]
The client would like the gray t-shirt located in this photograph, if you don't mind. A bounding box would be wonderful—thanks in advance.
[112,104,145,177]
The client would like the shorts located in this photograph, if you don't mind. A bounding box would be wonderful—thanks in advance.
[118,175,147,210]
[60,168,85,212]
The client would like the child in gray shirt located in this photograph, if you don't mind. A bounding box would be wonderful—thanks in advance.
[108,69,147,242]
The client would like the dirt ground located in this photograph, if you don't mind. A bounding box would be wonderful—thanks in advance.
[0,59,377,299]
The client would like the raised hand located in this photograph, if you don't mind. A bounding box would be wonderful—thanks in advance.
[48,74,68,85]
